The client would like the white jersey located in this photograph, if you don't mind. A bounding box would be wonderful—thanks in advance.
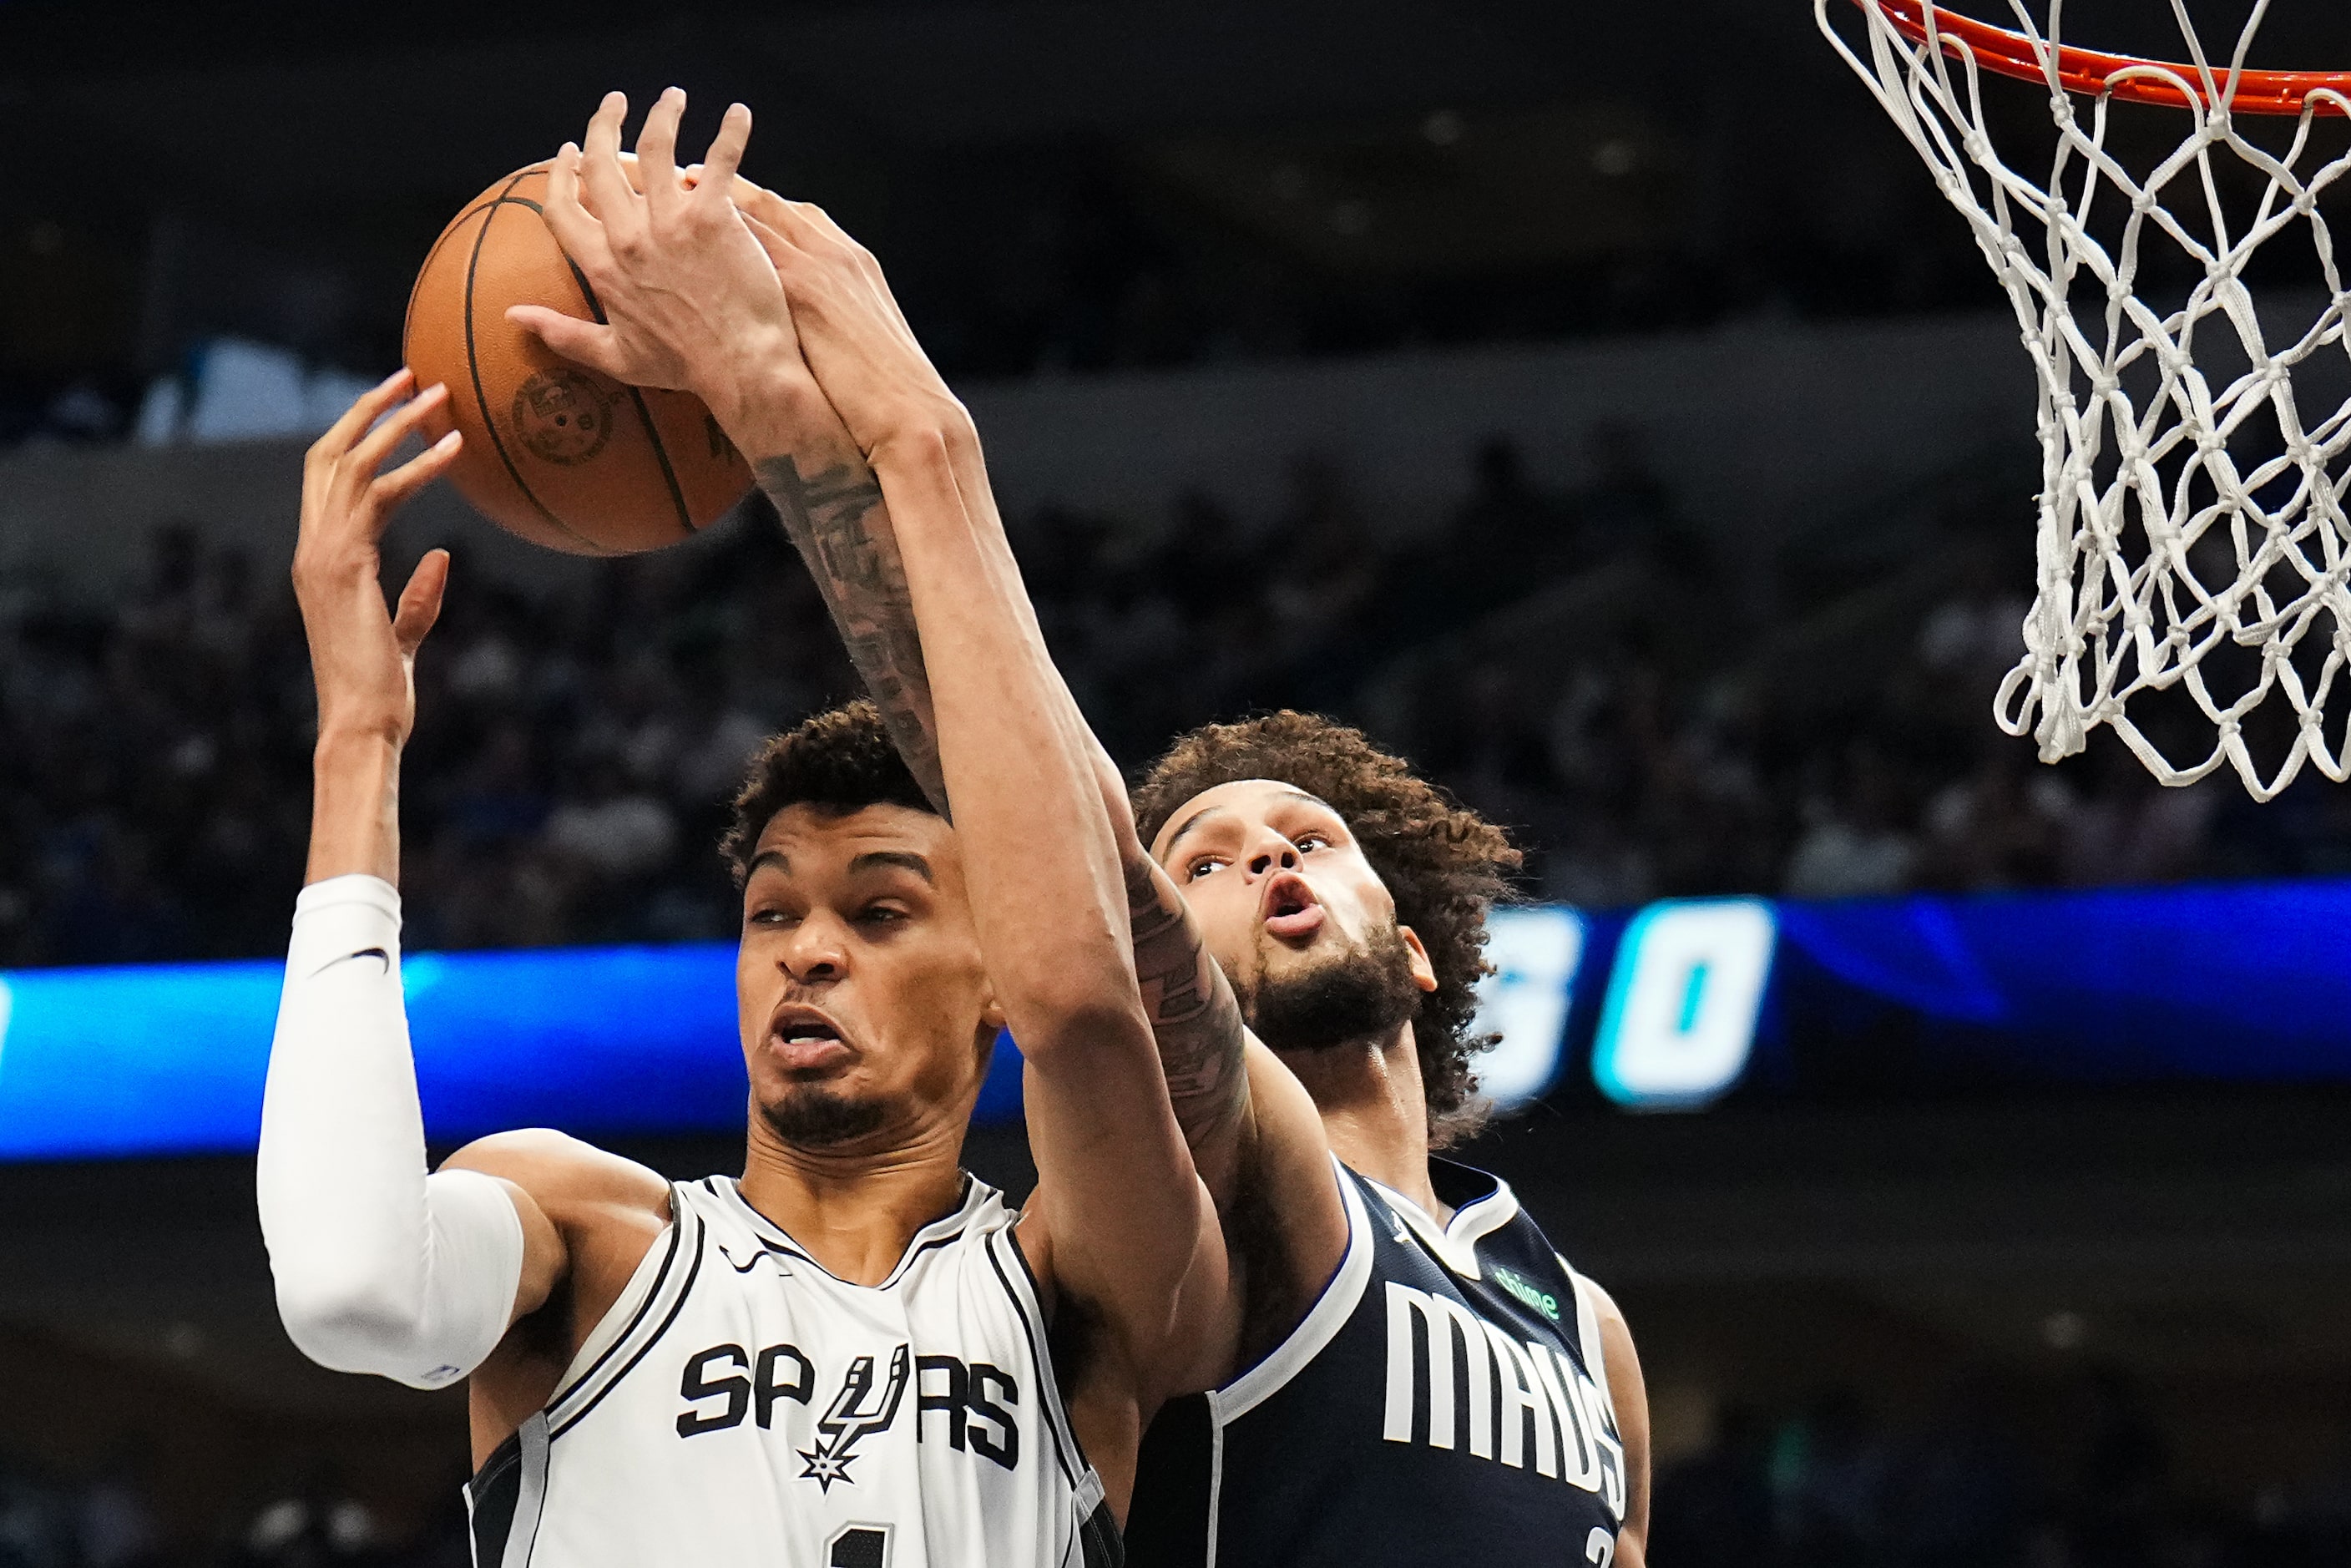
[467,1175,1119,1568]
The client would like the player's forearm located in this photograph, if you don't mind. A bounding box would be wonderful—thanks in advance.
[761,402,1251,1162]
[866,425,1145,1036]
[1124,855,1251,1192]
[258,876,528,1388]
[306,730,404,886]
[922,427,1255,1174]
[736,384,951,817]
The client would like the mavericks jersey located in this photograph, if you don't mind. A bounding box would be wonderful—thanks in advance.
[468,1175,1120,1568]
[1125,1157,1625,1566]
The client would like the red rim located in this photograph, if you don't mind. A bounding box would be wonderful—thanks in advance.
[1861,0,2351,116]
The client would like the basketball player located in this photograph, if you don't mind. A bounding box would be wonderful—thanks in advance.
[1119,719,1652,1567]
[255,92,1240,1567]
[508,109,1654,1565]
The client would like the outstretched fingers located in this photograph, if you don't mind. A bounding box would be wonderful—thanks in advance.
[367,427,463,519]
[695,102,752,198]
[636,87,685,217]
[541,143,614,275]
[579,91,636,225]
[339,381,450,493]
[391,549,453,658]
[308,367,416,476]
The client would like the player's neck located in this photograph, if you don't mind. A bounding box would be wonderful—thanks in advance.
[1274,1023,1449,1224]
[736,1113,971,1287]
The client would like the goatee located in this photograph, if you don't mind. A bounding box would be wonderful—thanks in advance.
[1245,922,1422,1054]
[760,1086,887,1149]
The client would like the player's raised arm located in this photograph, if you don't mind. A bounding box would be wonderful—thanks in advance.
[721,185,1352,1318]
[735,181,1274,1202]
[258,374,568,1391]
[722,180,1359,1283]
[508,87,1226,1373]
[515,127,1265,1206]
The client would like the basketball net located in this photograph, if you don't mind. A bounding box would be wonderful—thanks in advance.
[1820,0,2351,798]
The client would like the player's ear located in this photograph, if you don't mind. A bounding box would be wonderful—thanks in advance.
[1397,926,1440,994]
[977,982,1008,1036]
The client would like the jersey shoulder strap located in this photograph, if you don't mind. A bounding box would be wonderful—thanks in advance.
[545,1181,707,1437]
[1211,1153,1373,1421]
[1566,1262,1612,1413]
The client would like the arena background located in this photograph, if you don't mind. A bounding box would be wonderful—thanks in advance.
[9,3,2351,1565]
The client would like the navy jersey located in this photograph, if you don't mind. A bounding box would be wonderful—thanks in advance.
[1125,1156,1625,1567]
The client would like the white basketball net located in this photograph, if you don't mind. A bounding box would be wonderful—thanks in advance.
[1820,0,2351,798]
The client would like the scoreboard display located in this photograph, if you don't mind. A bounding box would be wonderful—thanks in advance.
[5,880,2351,1159]
[1490,879,2351,1110]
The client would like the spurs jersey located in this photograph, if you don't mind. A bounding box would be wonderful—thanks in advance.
[1124,1157,1625,1567]
[467,1175,1120,1568]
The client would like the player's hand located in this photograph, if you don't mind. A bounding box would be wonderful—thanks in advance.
[292,368,459,750]
[726,182,968,461]
[508,89,810,442]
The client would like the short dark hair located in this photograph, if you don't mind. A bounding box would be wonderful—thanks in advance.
[722,701,938,885]
[1130,711,1522,1146]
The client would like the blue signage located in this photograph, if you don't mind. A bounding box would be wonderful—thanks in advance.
[1477,881,2351,1111]
[0,945,1024,1161]
[8,880,2351,1159]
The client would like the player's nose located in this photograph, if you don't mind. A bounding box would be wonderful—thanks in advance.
[779,914,848,981]
[1243,828,1301,879]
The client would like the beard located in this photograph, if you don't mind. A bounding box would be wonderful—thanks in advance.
[759,1084,887,1149]
[1241,919,1423,1055]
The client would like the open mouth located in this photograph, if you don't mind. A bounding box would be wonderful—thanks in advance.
[1261,872,1327,940]
[768,1006,852,1069]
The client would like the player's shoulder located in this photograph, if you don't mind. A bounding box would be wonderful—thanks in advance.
[441,1128,671,1223]
[1569,1266,1628,1330]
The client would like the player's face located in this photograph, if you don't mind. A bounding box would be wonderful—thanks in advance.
[736,803,1000,1152]
[1150,778,1436,1035]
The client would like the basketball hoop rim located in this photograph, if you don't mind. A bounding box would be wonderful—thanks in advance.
[1855,0,2351,116]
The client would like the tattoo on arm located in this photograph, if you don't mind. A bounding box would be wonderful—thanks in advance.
[761,453,1252,1160]
[756,453,950,819]
[1125,858,1251,1156]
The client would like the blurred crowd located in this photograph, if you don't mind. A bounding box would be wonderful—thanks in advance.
[0,168,1952,455]
[0,1451,468,1568]
[3,433,2343,969]
[1655,1376,2351,1568]
[8,1372,2351,1568]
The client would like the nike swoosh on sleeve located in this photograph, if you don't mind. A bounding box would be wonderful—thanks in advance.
[310,947,392,978]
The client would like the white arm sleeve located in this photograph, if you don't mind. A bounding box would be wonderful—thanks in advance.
[256,873,525,1389]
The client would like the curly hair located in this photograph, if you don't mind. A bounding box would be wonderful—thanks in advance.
[1130,711,1522,1146]
[721,701,937,885]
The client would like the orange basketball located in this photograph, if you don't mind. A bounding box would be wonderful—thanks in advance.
[403,161,753,555]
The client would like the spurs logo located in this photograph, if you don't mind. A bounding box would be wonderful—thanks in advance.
[676,1340,1019,1474]
[798,1346,911,1491]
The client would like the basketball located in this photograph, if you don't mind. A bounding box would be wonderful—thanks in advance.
[402,160,753,555]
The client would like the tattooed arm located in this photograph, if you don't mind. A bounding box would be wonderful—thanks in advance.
[758,434,1256,1187]
[754,448,948,819]
[736,169,1350,1384]
[720,192,1258,1196]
